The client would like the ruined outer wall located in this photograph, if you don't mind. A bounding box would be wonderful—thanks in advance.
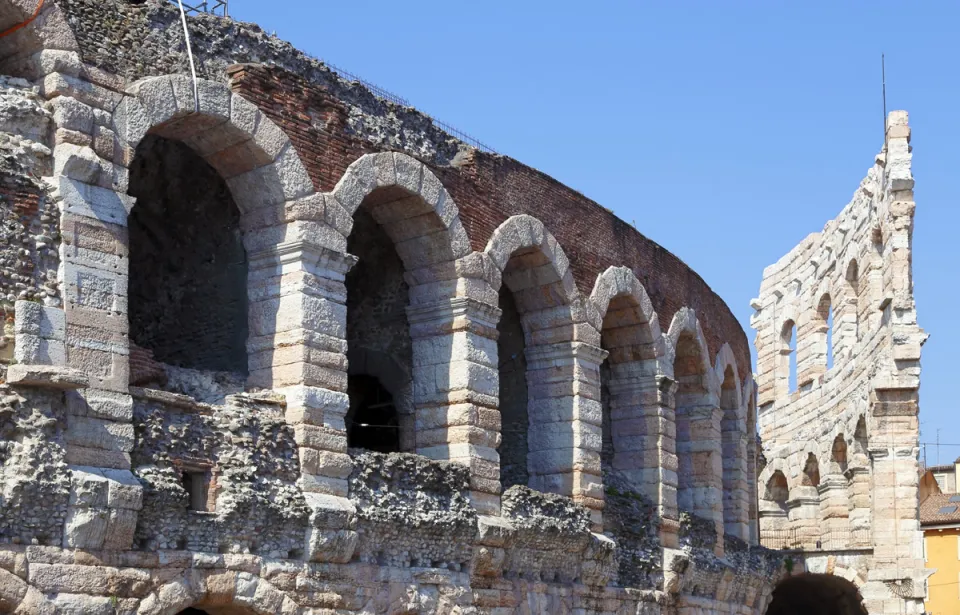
[0,1,785,613]
[33,0,750,381]
[753,112,928,614]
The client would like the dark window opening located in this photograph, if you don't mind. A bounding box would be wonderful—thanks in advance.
[128,134,248,374]
[347,375,400,453]
[497,288,528,490]
[181,469,211,512]
[764,573,867,615]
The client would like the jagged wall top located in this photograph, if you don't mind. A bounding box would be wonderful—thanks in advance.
[751,110,923,433]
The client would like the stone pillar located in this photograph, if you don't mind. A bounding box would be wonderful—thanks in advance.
[407,297,502,515]
[658,376,681,547]
[818,473,850,543]
[847,466,872,540]
[525,341,608,529]
[607,370,679,546]
[747,438,760,544]
[722,422,750,541]
[758,502,791,549]
[677,398,724,544]
[868,386,928,610]
[46,85,145,551]
[247,240,356,498]
[787,486,820,549]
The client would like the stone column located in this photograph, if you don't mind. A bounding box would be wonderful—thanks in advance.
[868,386,927,609]
[758,502,791,549]
[787,486,821,549]
[525,341,608,529]
[247,240,356,498]
[722,423,750,541]
[47,85,144,551]
[847,466,872,541]
[607,370,680,546]
[677,397,724,544]
[407,296,502,515]
[818,473,850,544]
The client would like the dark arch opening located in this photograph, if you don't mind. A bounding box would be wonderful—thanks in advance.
[497,287,528,490]
[765,573,867,615]
[345,205,412,454]
[128,134,248,374]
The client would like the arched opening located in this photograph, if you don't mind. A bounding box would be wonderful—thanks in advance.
[816,293,833,371]
[831,434,848,474]
[802,453,820,487]
[497,287,528,490]
[128,134,249,378]
[846,259,860,343]
[759,469,791,548]
[597,284,659,498]
[720,365,743,538]
[765,471,789,509]
[673,331,720,530]
[345,196,418,454]
[764,573,867,615]
[487,217,595,509]
[853,416,868,463]
[177,606,256,614]
[777,320,797,398]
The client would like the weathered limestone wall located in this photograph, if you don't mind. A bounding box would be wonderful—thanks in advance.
[753,112,928,614]
[0,0,786,613]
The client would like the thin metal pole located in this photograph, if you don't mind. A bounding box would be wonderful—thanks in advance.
[882,53,887,138]
[176,0,200,113]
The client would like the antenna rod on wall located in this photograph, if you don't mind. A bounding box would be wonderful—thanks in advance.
[882,53,887,139]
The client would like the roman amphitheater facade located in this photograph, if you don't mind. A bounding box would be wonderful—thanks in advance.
[0,1,917,613]
[752,110,929,614]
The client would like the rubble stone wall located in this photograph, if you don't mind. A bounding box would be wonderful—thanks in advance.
[0,1,790,613]
[753,112,928,614]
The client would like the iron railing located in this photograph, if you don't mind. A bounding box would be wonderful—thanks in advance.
[165,2,498,154]
[171,0,228,17]
[760,528,872,551]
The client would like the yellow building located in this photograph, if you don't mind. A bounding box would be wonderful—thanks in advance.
[922,493,960,614]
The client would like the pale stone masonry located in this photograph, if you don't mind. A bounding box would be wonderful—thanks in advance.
[753,111,929,614]
[0,0,919,613]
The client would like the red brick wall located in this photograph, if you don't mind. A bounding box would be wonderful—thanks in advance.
[228,65,750,381]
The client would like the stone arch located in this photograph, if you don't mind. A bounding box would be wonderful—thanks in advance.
[758,467,791,547]
[51,72,318,543]
[666,308,722,541]
[801,452,821,487]
[333,153,471,458]
[777,317,797,398]
[830,433,848,474]
[715,343,747,540]
[810,290,833,378]
[136,571,299,615]
[843,257,861,344]
[106,73,316,386]
[484,215,606,525]
[763,572,867,615]
[589,266,665,504]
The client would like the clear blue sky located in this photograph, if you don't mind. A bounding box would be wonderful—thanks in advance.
[229,0,959,460]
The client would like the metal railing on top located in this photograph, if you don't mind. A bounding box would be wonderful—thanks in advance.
[165,0,498,154]
[760,528,872,551]
[171,0,228,17]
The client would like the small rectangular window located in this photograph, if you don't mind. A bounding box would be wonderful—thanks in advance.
[181,469,213,512]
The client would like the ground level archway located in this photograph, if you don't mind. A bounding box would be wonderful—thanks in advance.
[765,573,867,615]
